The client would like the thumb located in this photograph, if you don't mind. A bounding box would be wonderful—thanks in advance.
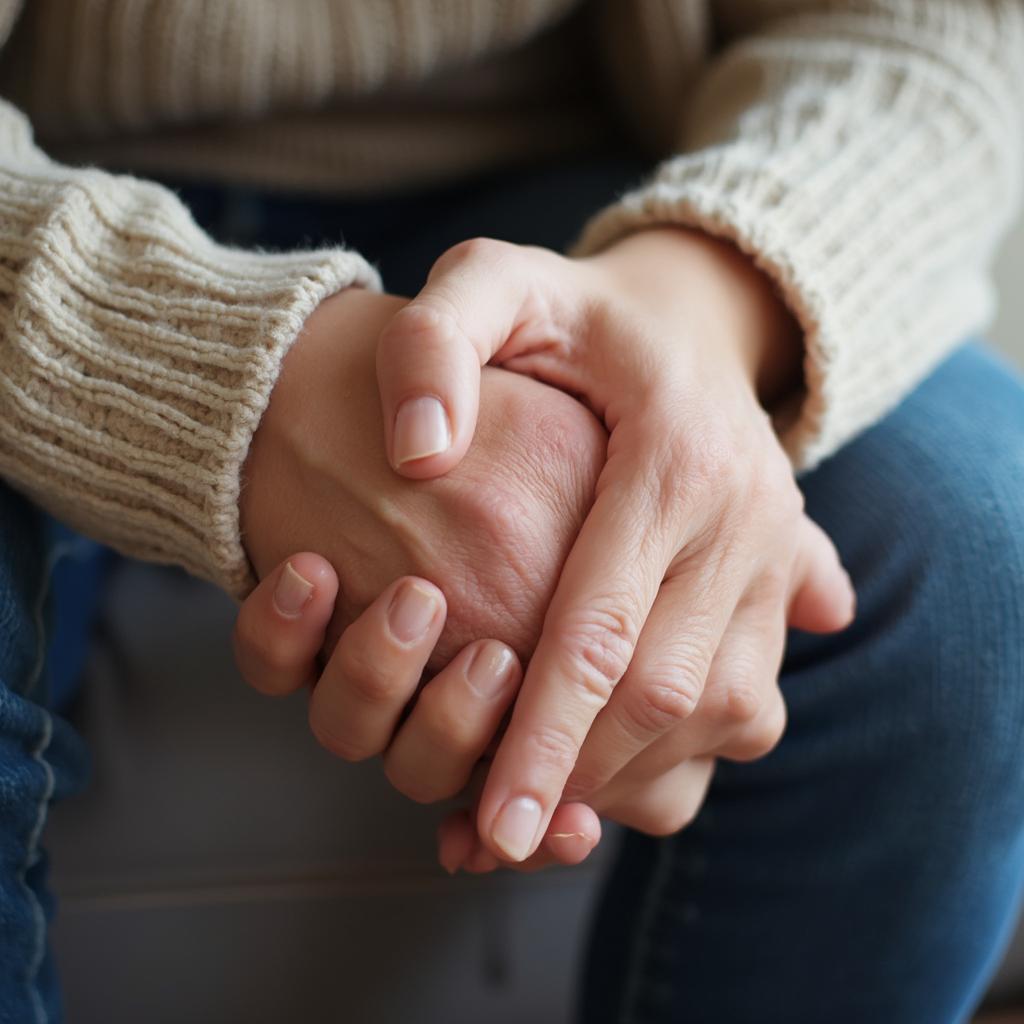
[376,238,539,479]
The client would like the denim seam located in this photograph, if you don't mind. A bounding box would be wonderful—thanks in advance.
[25,539,82,705]
[620,837,675,1024]
[18,709,55,1024]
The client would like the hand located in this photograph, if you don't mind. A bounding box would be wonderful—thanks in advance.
[237,287,607,761]
[373,229,855,863]
[233,553,719,872]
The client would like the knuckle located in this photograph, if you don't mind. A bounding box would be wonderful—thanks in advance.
[457,483,528,556]
[232,624,296,685]
[379,302,448,346]
[721,683,763,726]
[678,423,735,492]
[751,460,803,529]
[523,723,581,780]
[443,235,507,268]
[563,765,609,803]
[748,566,790,607]
[561,608,640,706]
[308,712,372,764]
[383,759,460,805]
[621,676,701,739]
[723,693,787,762]
[417,687,480,756]
[335,645,400,706]
[631,789,705,837]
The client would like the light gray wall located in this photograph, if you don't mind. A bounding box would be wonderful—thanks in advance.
[993,214,1024,366]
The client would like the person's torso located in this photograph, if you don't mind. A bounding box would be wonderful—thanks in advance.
[0,0,713,193]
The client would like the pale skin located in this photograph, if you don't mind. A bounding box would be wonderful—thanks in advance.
[234,227,855,871]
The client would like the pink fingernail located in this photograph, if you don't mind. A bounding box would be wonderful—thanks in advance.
[388,581,439,643]
[273,562,313,617]
[393,396,451,466]
[491,796,543,862]
[466,642,516,698]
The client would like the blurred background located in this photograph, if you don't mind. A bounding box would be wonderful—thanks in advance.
[994,215,1024,365]
[42,184,1024,1024]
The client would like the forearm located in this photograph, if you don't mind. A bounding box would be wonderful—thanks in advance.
[0,99,379,596]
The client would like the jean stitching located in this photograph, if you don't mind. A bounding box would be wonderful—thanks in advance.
[619,837,675,1024]
[25,538,85,704]
[18,709,55,1024]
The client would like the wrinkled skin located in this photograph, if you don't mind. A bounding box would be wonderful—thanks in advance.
[240,290,607,669]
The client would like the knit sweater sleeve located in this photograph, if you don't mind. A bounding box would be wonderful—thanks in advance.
[0,98,380,596]
[578,0,1024,471]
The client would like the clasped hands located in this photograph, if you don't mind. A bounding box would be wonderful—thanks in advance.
[234,228,855,874]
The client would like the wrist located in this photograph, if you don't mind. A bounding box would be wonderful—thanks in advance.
[584,227,803,407]
[240,288,406,578]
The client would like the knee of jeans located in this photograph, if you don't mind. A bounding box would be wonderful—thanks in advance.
[871,436,1024,812]
[797,380,1024,796]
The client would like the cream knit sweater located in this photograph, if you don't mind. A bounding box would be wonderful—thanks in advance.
[1,1,1021,597]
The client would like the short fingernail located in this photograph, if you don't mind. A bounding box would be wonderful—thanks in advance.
[273,562,314,617]
[393,396,451,466]
[491,796,543,862]
[466,641,516,698]
[388,581,439,643]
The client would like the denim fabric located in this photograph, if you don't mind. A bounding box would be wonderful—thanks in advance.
[2,161,1022,1021]
[0,485,90,1024]
[581,344,1024,1024]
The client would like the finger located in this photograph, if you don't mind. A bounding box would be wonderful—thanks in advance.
[704,602,788,763]
[437,811,477,875]
[233,554,339,696]
[383,640,522,804]
[536,803,602,868]
[308,577,445,762]
[376,239,570,478]
[562,562,743,801]
[463,845,503,875]
[438,803,601,875]
[616,599,788,783]
[593,758,715,837]
[487,803,602,873]
[477,438,684,863]
[788,516,856,633]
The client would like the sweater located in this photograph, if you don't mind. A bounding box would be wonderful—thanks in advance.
[0,0,1021,597]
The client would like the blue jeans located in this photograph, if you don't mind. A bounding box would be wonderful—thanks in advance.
[0,489,90,1024]
[581,343,1024,1024]
[2,163,1023,1021]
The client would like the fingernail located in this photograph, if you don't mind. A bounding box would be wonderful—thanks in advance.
[466,642,516,698]
[273,562,314,617]
[491,796,543,862]
[388,581,439,643]
[393,396,451,466]
[439,848,461,876]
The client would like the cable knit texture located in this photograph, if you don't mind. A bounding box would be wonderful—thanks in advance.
[0,0,1021,593]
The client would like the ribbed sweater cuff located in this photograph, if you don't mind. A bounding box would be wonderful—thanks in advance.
[1,171,380,597]
[571,146,999,472]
